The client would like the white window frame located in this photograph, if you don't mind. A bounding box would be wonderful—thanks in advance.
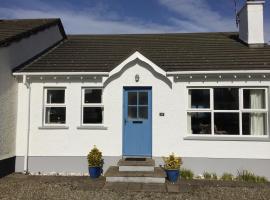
[187,87,269,137]
[81,87,104,126]
[43,87,66,126]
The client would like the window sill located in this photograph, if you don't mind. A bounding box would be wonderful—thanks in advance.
[38,126,69,130]
[77,125,108,130]
[184,135,270,142]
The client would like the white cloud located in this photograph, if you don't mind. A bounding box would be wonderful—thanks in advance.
[158,0,235,32]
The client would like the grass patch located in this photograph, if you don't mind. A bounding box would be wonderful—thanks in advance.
[237,170,268,183]
[221,173,234,181]
[203,172,217,180]
[180,168,194,180]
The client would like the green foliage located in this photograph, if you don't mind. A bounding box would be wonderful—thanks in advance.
[87,145,103,167]
[180,168,194,180]
[203,172,212,179]
[221,173,234,181]
[203,172,218,180]
[163,153,183,170]
[236,170,268,183]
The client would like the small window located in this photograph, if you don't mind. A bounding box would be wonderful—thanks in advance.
[44,88,66,125]
[82,88,103,124]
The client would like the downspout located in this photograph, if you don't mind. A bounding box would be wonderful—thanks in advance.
[23,75,31,174]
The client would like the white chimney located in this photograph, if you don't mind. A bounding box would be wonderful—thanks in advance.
[238,0,265,47]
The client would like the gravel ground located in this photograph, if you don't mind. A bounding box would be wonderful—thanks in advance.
[0,173,270,200]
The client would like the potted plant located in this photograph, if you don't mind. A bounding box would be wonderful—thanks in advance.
[163,153,183,182]
[87,145,104,178]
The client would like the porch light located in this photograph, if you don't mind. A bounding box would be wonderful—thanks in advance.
[135,74,140,82]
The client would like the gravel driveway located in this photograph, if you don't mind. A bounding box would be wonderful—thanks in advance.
[0,173,270,200]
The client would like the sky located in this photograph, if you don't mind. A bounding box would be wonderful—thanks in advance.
[0,0,269,42]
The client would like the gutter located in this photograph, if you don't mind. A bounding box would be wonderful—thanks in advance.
[13,72,109,76]
[23,75,31,174]
[166,70,270,76]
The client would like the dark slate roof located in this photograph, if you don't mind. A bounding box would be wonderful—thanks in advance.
[0,18,65,47]
[15,32,270,72]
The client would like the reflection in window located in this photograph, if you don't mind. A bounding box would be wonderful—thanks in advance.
[214,113,239,135]
[45,107,66,124]
[47,90,65,104]
[214,88,239,110]
[189,89,210,109]
[83,107,103,124]
[84,89,102,103]
[188,112,211,134]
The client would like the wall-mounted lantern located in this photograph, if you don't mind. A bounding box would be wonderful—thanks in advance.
[135,74,140,82]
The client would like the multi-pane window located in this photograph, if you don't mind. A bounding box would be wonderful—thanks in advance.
[82,88,103,124]
[44,88,66,125]
[187,88,268,136]
[128,91,148,120]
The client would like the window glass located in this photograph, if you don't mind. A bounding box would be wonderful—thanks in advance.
[139,92,148,105]
[189,89,210,109]
[45,107,66,124]
[214,88,238,110]
[243,89,265,109]
[83,107,103,124]
[84,89,102,103]
[47,90,65,104]
[128,106,137,119]
[242,113,266,135]
[128,92,137,105]
[138,106,148,119]
[188,112,211,134]
[214,113,239,135]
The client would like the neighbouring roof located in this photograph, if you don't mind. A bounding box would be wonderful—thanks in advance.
[15,32,270,73]
[0,18,65,47]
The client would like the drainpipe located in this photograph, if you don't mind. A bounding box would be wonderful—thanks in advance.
[23,75,31,174]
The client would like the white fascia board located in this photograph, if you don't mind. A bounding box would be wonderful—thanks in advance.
[13,72,109,76]
[166,70,270,75]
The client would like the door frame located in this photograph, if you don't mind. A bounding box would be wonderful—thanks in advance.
[122,86,152,158]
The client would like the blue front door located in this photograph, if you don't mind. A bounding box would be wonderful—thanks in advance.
[123,87,152,157]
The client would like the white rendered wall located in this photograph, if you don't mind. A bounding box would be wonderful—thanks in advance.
[0,25,63,160]
[16,61,270,161]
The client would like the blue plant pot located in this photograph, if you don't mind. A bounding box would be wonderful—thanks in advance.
[166,169,180,182]
[89,166,102,178]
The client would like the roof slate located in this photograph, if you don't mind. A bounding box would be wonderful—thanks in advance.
[15,32,270,72]
[0,18,65,47]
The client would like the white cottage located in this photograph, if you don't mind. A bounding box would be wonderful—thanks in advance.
[10,0,270,180]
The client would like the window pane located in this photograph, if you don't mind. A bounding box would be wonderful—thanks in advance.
[138,106,148,119]
[128,106,137,119]
[242,113,267,135]
[128,92,137,105]
[214,88,239,110]
[45,107,66,124]
[139,92,148,105]
[214,113,239,135]
[243,89,265,109]
[188,112,211,134]
[84,89,102,103]
[47,90,65,104]
[189,89,210,109]
[83,107,103,124]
